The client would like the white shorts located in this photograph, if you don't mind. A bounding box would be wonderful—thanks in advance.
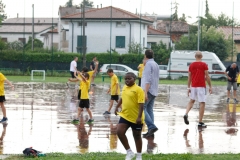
[190,87,207,102]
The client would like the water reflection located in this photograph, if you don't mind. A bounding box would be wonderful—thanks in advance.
[144,134,157,154]
[225,104,238,135]
[0,123,7,154]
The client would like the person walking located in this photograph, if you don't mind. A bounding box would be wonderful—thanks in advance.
[67,57,78,87]
[114,72,145,160]
[183,51,212,127]
[137,59,145,86]
[225,63,239,103]
[90,57,97,85]
[141,49,159,137]
[0,73,14,123]
[103,69,120,115]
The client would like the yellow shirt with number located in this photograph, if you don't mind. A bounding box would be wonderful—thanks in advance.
[138,64,144,78]
[0,73,6,96]
[118,83,145,124]
[80,80,90,99]
[111,74,120,95]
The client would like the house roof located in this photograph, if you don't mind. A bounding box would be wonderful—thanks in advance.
[59,6,95,17]
[61,6,153,23]
[217,26,240,40]
[156,21,189,33]
[147,27,169,35]
[3,18,58,25]
[0,25,53,33]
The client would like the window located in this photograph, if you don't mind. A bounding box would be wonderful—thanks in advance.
[1,38,7,42]
[116,22,126,27]
[78,22,87,26]
[212,64,221,70]
[187,62,191,66]
[18,38,26,44]
[159,66,167,70]
[116,36,125,48]
[117,66,128,72]
[106,65,117,70]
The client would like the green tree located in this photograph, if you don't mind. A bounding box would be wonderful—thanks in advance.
[0,0,7,24]
[65,0,73,7]
[175,25,233,61]
[128,42,143,54]
[172,2,179,21]
[205,0,209,17]
[25,37,44,51]
[80,0,94,7]
[151,41,172,65]
[6,41,23,50]
[179,13,187,22]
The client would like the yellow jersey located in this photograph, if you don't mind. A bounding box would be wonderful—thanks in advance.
[0,73,6,96]
[80,80,90,99]
[110,74,120,95]
[138,64,144,78]
[118,83,145,124]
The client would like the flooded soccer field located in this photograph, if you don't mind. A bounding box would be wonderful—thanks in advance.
[1,82,239,154]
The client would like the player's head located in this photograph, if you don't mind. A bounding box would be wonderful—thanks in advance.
[125,72,136,86]
[74,57,78,61]
[107,69,114,76]
[231,63,237,69]
[145,49,154,59]
[195,51,203,59]
[93,57,97,61]
[82,67,88,73]
[83,72,89,80]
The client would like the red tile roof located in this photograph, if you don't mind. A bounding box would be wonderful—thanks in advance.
[156,21,189,33]
[48,29,58,33]
[61,6,153,22]
[147,27,169,35]
[217,26,240,40]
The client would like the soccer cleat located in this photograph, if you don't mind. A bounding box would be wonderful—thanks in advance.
[198,122,207,128]
[71,119,79,124]
[125,151,135,160]
[183,115,189,125]
[234,98,238,104]
[0,117,8,124]
[103,111,111,115]
[226,98,230,103]
[145,128,158,137]
[66,82,70,88]
[136,156,142,160]
[86,119,94,124]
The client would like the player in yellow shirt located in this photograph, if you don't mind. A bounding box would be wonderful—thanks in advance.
[137,60,145,86]
[72,72,94,124]
[0,73,14,123]
[114,72,145,160]
[103,69,120,115]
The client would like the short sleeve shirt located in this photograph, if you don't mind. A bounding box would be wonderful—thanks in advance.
[70,60,77,72]
[0,73,6,96]
[111,74,120,95]
[226,65,239,82]
[80,80,90,99]
[118,84,145,124]
[189,62,208,87]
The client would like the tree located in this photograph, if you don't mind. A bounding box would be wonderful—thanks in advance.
[205,0,209,17]
[179,13,187,22]
[171,2,179,21]
[175,25,233,61]
[65,0,73,7]
[0,0,7,24]
[80,0,94,7]
[151,41,172,65]
[25,37,44,50]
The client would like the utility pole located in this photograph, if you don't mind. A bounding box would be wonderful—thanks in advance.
[82,0,86,67]
[32,4,34,51]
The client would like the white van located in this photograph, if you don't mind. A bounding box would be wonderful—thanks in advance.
[167,50,226,80]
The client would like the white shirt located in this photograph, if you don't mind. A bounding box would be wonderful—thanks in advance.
[70,60,77,72]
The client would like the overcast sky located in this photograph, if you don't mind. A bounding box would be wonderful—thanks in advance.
[3,0,240,24]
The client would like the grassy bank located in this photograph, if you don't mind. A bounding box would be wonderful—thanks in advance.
[5,152,240,160]
[5,75,226,86]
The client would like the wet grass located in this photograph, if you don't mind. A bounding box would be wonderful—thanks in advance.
[5,152,240,160]
[6,76,226,86]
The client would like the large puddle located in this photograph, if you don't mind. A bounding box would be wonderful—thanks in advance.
[0,82,239,154]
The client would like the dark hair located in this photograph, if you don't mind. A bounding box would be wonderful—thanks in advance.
[145,49,154,59]
[107,69,113,73]
[82,67,88,72]
[83,72,90,79]
[125,72,136,80]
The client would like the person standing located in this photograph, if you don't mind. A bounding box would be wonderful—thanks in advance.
[225,63,239,103]
[67,57,78,87]
[0,73,14,123]
[183,51,212,127]
[114,72,145,160]
[141,49,159,137]
[137,59,145,86]
[103,69,120,115]
[90,57,97,85]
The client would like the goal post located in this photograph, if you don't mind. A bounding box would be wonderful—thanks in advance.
[31,70,46,81]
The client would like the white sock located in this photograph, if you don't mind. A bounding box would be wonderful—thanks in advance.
[126,148,132,153]
[137,153,142,157]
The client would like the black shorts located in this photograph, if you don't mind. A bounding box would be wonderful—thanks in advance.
[0,96,6,102]
[79,99,90,108]
[111,95,119,101]
[70,71,75,78]
[78,90,81,100]
[119,117,143,131]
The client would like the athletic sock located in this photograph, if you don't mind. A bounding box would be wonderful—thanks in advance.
[136,153,142,157]
[126,148,132,153]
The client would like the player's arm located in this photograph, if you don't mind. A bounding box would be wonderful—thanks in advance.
[75,72,86,82]
[205,70,212,94]
[137,64,141,69]
[5,79,14,89]
[136,103,144,124]
[114,98,122,115]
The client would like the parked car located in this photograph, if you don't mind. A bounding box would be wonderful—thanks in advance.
[99,64,138,77]
[159,65,168,79]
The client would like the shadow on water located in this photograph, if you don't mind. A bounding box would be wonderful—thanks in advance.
[1,83,240,154]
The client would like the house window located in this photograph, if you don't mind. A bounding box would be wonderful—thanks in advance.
[78,22,87,26]
[116,22,126,27]
[147,42,156,49]
[116,36,125,48]
[1,38,7,42]
[18,38,26,44]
